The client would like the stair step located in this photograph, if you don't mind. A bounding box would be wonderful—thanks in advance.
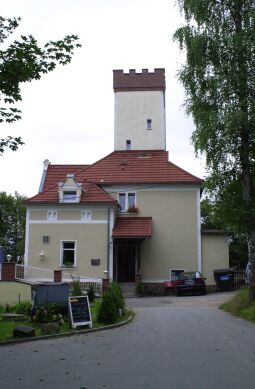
[118,283,136,298]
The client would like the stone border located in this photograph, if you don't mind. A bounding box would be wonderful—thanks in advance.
[0,314,134,347]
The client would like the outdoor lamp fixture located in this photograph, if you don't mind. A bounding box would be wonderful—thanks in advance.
[104,270,108,279]
[40,251,45,258]
[6,254,11,262]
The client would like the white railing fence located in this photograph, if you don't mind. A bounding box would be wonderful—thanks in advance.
[15,264,54,283]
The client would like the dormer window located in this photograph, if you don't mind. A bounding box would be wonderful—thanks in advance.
[58,174,82,203]
[63,191,77,202]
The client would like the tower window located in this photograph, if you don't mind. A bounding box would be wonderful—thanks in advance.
[147,119,152,130]
[126,140,131,150]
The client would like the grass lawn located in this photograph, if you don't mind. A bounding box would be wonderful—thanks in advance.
[0,298,133,342]
[220,287,255,323]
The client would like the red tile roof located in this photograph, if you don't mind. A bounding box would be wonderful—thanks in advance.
[43,164,89,191]
[75,150,202,185]
[26,150,202,205]
[112,217,152,238]
[25,182,115,205]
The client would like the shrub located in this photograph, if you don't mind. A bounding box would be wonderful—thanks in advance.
[97,282,125,324]
[108,282,125,312]
[33,303,65,323]
[97,292,118,324]
[88,285,95,303]
[12,301,32,315]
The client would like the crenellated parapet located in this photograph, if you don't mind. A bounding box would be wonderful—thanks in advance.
[113,68,165,92]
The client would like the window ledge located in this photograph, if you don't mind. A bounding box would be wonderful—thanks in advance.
[118,211,139,215]
[60,266,78,269]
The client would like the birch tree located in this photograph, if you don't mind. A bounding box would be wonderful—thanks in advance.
[174,0,255,299]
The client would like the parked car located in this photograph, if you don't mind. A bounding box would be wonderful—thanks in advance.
[175,271,206,296]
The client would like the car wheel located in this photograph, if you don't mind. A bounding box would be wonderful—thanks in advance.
[176,290,182,297]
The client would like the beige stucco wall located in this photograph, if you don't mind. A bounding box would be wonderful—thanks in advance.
[30,210,47,220]
[92,210,107,220]
[27,223,108,279]
[136,189,199,281]
[201,233,229,285]
[58,210,81,220]
[0,281,31,305]
[114,90,166,150]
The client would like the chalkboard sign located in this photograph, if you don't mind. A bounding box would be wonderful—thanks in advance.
[68,296,92,329]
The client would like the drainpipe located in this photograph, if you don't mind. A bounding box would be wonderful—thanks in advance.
[107,204,110,277]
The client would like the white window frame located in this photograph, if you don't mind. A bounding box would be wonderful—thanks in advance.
[60,240,77,267]
[47,210,57,221]
[118,192,136,211]
[62,190,78,202]
[81,210,92,221]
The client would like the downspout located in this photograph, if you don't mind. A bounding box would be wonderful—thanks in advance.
[107,204,110,277]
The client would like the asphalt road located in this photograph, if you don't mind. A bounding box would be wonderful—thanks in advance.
[1,292,255,389]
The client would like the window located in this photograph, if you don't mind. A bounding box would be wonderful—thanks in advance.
[170,269,184,281]
[126,140,131,150]
[147,119,152,130]
[128,193,135,208]
[63,191,77,202]
[47,210,57,221]
[118,192,136,211]
[81,210,91,221]
[61,241,76,267]
[42,236,49,243]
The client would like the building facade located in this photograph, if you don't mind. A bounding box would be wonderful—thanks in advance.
[24,69,229,290]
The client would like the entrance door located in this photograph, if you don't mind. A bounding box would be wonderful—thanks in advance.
[117,245,136,282]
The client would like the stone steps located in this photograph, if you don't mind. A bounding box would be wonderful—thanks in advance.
[118,282,136,298]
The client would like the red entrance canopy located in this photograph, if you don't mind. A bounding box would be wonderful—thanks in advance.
[112,217,152,238]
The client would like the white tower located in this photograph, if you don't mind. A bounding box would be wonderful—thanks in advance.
[113,68,166,151]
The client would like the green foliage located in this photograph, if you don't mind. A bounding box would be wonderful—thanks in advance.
[0,16,81,154]
[0,191,26,261]
[136,283,145,297]
[174,1,255,235]
[88,285,96,303]
[97,292,118,324]
[70,276,82,296]
[97,283,125,324]
[107,282,125,311]
[220,288,255,322]
[33,303,64,323]
[11,301,31,315]
[174,2,255,294]
[229,235,248,268]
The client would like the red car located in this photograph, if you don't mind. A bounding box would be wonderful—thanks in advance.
[175,271,207,296]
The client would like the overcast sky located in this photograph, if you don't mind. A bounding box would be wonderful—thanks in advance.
[1,0,206,197]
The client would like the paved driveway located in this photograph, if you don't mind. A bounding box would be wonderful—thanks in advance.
[1,292,255,389]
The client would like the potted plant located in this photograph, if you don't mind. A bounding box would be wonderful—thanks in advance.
[128,205,139,213]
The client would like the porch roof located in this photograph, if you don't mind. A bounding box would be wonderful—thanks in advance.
[112,217,152,238]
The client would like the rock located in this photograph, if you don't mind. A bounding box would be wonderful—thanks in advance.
[40,322,60,335]
[13,326,35,338]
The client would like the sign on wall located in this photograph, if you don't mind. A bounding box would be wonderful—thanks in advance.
[68,296,92,329]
